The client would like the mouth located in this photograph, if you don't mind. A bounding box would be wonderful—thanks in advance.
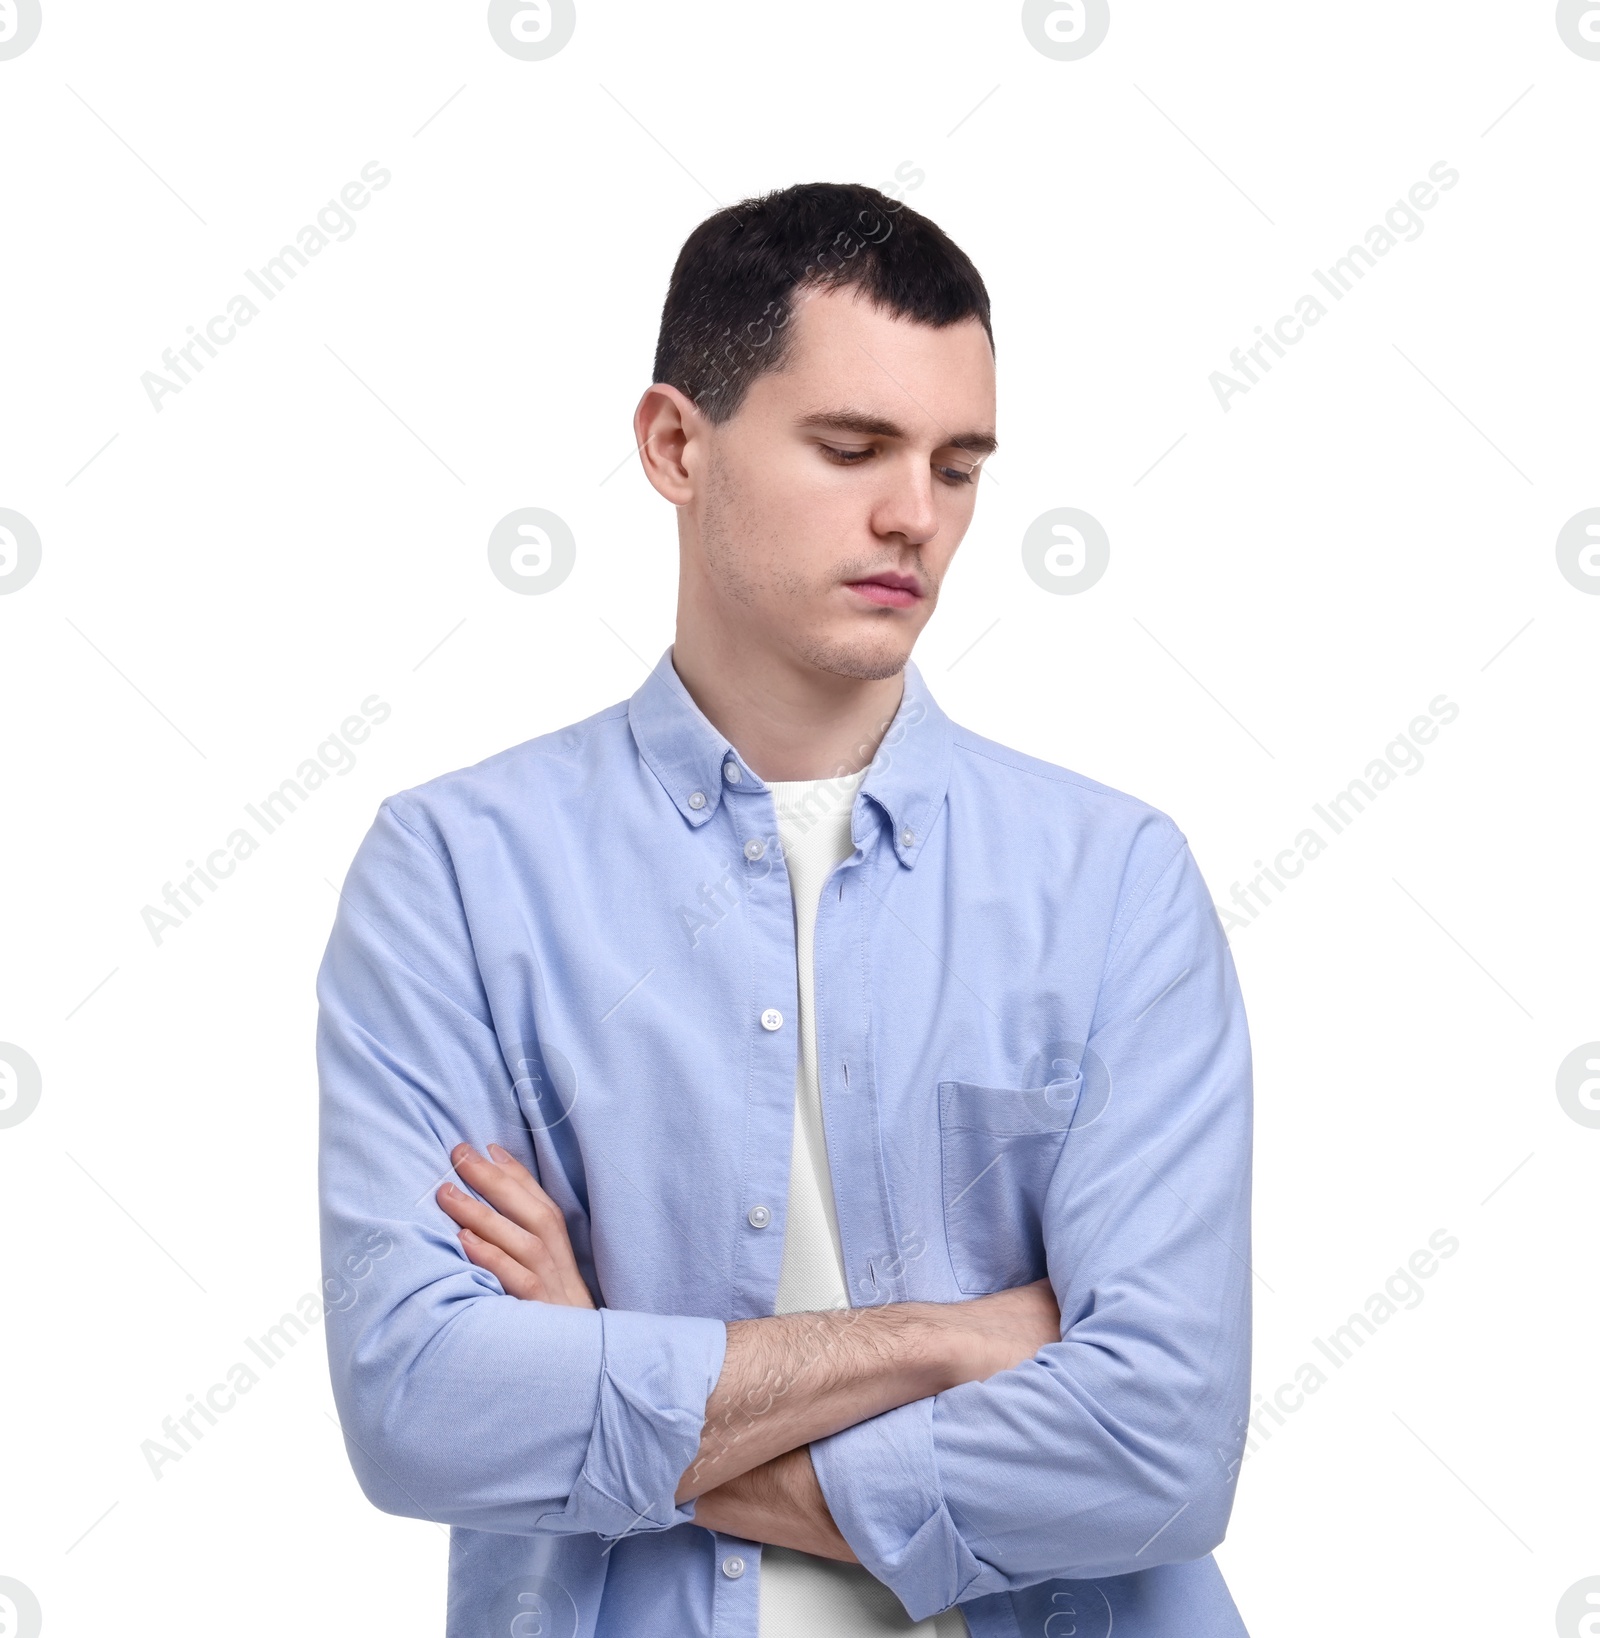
[843,572,924,610]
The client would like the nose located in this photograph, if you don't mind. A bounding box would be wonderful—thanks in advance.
[871,453,940,548]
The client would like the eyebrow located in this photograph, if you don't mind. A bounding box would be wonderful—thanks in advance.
[795,408,999,457]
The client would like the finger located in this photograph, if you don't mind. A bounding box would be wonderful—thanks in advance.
[449,1145,594,1309]
[459,1228,546,1301]
[436,1183,564,1287]
[448,1193,594,1309]
[464,1144,591,1303]
[451,1145,566,1242]
[437,1177,594,1309]
[485,1145,592,1295]
[483,1142,543,1195]
[436,1179,545,1264]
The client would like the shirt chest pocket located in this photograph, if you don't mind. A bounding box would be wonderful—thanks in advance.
[937,1076,1079,1296]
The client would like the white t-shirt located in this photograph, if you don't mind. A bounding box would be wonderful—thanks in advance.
[757,771,967,1638]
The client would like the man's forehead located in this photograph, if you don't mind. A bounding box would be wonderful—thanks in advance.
[772,289,995,446]
[786,281,988,349]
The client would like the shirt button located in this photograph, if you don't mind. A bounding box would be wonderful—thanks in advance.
[900,827,916,847]
[721,1554,746,1578]
[760,1008,784,1031]
[724,761,742,784]
[687,791,707,810]
[747,1204,771,1228]
[743,837,766,861]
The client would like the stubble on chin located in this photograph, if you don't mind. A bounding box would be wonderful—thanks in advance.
[794,624,913,683]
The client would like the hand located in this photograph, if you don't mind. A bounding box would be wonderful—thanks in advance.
[436,1142,595,1308]
[693,1445,858,1563]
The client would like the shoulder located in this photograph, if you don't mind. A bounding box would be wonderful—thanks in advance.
[377,701,633,848]
[945,721,1190,912]
[949,722,1181,834]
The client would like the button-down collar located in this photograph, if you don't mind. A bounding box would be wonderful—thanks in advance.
[627,646,951,867]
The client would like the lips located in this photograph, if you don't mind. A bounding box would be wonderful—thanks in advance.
[845,573,923,609]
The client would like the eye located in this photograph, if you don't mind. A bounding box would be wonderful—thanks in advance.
[820,444,874,465]
[938,464,978,486]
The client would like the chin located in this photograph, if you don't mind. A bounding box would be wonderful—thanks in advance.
[795,628,914,682]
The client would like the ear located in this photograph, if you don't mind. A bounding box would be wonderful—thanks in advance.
[634,383,705,506]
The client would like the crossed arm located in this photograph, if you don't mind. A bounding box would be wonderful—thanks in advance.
[323,811,1250,1619]
[437,1141,1062,1562]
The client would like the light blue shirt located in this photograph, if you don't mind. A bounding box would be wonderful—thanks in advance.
[317,649,1254,1637]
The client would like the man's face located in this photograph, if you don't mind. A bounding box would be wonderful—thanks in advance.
[687,284,997,681]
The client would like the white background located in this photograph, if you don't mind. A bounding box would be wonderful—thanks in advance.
[1,2,1596,1633]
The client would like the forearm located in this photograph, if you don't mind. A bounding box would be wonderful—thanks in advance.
[693,1446,857,1562]
[675,1300,967,1501]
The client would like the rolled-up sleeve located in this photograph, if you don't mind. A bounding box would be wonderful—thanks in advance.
[811,830,1252,1620]
[318,797,727,1538]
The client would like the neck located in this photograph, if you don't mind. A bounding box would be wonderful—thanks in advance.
[669,634,905,783]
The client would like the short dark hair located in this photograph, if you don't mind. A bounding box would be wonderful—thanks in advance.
[652,181,993,424]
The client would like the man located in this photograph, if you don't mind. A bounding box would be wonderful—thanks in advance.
[318,182,1254,1637]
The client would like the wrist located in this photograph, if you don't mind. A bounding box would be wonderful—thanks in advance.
[901,1301,986,1394]
[782,1446,856,1561]
[694,1449,858,1564]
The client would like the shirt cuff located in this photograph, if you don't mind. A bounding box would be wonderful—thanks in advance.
[809,1396,989,1622]
[534,1307,727,1540]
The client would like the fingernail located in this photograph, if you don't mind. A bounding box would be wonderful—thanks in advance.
[488,1143,511,1163]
